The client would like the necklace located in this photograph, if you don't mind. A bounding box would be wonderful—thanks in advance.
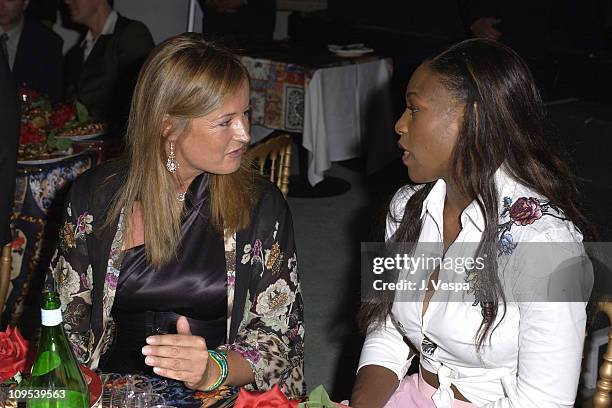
[177,191,186,202]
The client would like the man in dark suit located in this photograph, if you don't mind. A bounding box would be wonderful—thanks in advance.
[0,0,63,101]
[64,0,154,139]
[199,0,276,44]
[0,51,19,248]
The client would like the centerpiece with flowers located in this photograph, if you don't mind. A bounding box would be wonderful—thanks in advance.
[18,87,105,162]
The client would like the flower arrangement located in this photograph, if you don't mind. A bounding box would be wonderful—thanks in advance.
[18,87,105,161]
[19,88,70,161]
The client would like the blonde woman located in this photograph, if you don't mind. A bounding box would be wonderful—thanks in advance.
[49,33,305,396]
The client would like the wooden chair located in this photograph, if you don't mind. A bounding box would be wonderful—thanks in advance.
[593,301,612,407]
[0,243,11,314]
[247,134,292,198]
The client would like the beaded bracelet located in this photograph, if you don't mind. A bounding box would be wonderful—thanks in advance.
[203,349,228,392]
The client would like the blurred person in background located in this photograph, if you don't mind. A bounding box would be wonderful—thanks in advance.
[0,48,18,248]
[0,0,63,101]
[63,0,154,139]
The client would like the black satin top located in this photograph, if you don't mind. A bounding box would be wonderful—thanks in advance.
[100,174,227,374]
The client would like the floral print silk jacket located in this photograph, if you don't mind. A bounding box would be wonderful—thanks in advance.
[49,161,305,396]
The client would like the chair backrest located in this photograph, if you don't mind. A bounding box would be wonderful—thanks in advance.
[0,243,11,314]
[246,134,292,198]
[593,301,612,407]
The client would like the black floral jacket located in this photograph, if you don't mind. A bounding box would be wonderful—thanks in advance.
[49,161,305,396]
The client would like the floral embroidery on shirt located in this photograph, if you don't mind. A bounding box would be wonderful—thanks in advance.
[227,270,236,288]
[289,254,298,286]
[224,341,262,364]
[256,279,296,317]
[75,212,94,239]
[465,268,483,306]
[265,242,284,276]
[466,195,570,306]
[241,239,264,266]
[497,196,568,256]
[54,255,81,307]
[498,231,516,256]
[227,210,304,395]
[60,221,76,251]
[59,205,94,251]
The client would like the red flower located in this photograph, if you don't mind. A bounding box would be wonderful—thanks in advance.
[19,122,45,145]
[0,326,35,383]
[50,104,76,129]
[509,197,543,226]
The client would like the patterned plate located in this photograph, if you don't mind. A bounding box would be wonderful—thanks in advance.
[81,365,103,407]
[56,132,105,141]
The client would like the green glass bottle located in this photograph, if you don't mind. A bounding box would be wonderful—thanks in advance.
[27,291,89,408]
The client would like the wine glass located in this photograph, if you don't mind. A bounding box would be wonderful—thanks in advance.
[124,392,166,408]
[108,375,152,408]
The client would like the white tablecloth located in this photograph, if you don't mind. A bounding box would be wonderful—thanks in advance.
[302,58,394,186]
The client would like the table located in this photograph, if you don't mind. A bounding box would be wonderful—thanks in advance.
[240,43,395,187]
[2,150,98,330]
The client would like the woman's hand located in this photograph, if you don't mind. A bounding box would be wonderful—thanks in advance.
[142,316,221,390]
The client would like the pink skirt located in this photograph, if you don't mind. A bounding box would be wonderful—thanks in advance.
[384,371,477,408]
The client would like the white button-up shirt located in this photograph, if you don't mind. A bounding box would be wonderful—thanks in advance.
[358,166,591,407]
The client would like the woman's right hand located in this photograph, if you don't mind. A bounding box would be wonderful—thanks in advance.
[350,365,399,408]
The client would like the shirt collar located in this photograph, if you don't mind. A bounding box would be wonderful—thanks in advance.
[83,10,118,46]
[419,164,520,233]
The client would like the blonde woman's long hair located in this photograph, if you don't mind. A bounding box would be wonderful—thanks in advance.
[106,33,257,267]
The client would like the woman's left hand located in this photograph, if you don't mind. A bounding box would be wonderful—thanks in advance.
[142,316,220,390]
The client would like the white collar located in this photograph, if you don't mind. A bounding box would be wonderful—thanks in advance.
[83,10,118,45]
[419,165,521,232]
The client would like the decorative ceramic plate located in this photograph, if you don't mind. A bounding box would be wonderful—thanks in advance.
[17,152,80,165]
[55,132,104,141]
[81,365,103,408]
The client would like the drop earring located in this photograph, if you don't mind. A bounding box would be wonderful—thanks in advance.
[166,141,178,173]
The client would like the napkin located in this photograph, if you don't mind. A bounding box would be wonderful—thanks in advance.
[233,384,349,408]
[234,384,299,408]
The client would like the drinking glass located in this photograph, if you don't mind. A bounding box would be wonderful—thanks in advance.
[124,392,166,408]
[108,375,152,408]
